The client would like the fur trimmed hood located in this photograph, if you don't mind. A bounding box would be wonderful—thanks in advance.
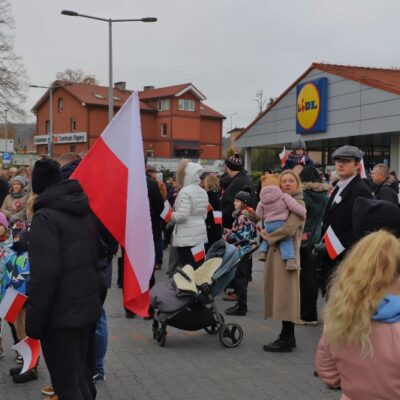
[176,159,204,187]
[302,182,331,193]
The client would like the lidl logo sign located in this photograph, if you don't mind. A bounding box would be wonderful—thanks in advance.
[296,78,327,134]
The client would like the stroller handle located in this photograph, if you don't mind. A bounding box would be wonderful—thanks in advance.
[175,266,192,283]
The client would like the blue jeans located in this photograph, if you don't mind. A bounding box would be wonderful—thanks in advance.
[260,220,295,260]
[95,307,108,375]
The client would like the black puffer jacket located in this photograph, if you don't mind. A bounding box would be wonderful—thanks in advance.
[26,180,101,339]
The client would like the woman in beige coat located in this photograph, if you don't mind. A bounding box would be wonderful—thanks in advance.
[261,170,305,352]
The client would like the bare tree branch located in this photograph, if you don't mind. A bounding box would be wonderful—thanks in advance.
[55,68,98,85]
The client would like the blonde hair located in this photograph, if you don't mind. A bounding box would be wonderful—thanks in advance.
[324,230,400,356]
[204,175,220,192]
[26,193,38,221]
[176,159,190,187]
[260,173,280,187]
[279,170,302,192]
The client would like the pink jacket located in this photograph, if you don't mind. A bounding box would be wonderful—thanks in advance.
[316,322,400,400]
[256,185,306,222]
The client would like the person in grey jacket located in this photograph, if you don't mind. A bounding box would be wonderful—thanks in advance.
[370,164,399,205]
[171,159,208,269]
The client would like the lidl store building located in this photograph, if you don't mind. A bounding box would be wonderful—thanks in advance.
[237,63,400,174]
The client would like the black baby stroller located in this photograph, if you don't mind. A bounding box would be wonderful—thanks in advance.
[151,239,258,348]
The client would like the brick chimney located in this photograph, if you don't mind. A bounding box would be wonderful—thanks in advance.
[143,85,155,91]
[114,81,126,91]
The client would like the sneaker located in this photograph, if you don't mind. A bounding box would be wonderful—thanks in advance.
[258,252,267,262]
[223,292,238,301]
[224,303,247,316]
[296,319,319,326]
[41,385,55,396]
[93,372,106,383]
[286,259,299,271]
[12,367,38,384]
[9,366,22,376]
[263,337,296,352]
[15,354,23,365]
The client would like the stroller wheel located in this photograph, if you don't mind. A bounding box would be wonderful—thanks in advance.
[152,320,158,340]
[156,328,167,347]
[204,313,224,335]
[219,323,243,348]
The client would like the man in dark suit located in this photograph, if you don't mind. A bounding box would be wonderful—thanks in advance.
[317,145,372,295]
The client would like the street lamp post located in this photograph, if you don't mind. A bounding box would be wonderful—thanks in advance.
[4,109,7,153]
[61,10,157,123]
[30,83,71,158]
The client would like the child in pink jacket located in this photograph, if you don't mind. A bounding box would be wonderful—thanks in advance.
[256,184,306,270]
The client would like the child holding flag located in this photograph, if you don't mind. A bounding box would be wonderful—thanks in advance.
[224,188,259,316]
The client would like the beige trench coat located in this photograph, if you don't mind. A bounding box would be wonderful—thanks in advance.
[264,197,305,322]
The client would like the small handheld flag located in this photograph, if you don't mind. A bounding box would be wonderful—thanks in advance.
[207,203,213,213]
[323,226,345,260]
[359,158,367,179]
[0,287,27,323]
[191,243,206,263]
[279,146,287,167]
[160,201,173,223]
[12,337,40,374]
[213,211,222,224]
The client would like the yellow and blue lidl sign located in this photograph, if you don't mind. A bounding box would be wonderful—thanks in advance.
[296,78,327,133]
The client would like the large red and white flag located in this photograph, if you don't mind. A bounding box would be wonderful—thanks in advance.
[160,201,173,223]
[72,93,154,317]
[191,243,206,263]
[0,287,27,323]
[323,226,345,260]
[279,146,287,167]
[12,337,40,374]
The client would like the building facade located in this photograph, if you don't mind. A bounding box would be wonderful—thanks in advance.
[32,82,225,159]
[237,63,400,174]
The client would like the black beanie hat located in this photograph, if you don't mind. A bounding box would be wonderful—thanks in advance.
[353,197,400,239]
[234,187,252,206]
[32,158,62,194]
[225,153,243,171]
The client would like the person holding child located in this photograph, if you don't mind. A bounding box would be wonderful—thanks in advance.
[224,188,259,316]
[262,170,305,352]
[256,174,306,270]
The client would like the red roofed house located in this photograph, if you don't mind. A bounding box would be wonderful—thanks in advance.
[31,82,225,159]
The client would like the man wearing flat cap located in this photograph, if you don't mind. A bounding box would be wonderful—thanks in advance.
[317,145,372,294]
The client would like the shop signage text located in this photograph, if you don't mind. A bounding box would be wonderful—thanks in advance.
[296,78,328,134]
[34,132,87,145]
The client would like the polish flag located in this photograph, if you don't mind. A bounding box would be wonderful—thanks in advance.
[160,201,173,223]
[323,226,345,260]
[12,337,40,374]
[359,158,367,179]
[207,203,213,212]
[279,146,287,167]
[191,243,206,263]
[213,210,223,224]
[72,93,154,317]
[0,287,27,323]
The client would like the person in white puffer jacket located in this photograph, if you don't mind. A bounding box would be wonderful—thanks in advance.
[171,159,208,269]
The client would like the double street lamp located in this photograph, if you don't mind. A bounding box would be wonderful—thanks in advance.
[30,83,71,158]
[61,10,157,123]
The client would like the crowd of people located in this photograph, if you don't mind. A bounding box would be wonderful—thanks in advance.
[0,139,399,399]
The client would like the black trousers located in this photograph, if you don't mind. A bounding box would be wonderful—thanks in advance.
[300,245,319,321]
[41,326,93,400]
[233,256,252,306]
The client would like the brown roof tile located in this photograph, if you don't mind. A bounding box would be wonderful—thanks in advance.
[199,103,225,119]
[138,83,191,99]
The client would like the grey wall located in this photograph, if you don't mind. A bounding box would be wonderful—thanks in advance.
[237,68,400,148]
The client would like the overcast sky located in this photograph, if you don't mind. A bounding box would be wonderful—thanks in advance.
[10,0,400,132]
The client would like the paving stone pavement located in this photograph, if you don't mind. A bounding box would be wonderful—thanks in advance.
[0,254,341,400]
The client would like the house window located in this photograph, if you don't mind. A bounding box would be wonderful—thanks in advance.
[45,120,50,133]
[160,123,167,137]
[58,98,63,112]
[70,145,76,152]
[146,150,154,158]
[71,117,77,132]
[157,99,170,111]
[178,98,195,112]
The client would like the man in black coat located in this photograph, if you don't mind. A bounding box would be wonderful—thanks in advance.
[370,163,399,205]
[220,153,256,229]
[317,145,372,295]
[26,158,101,400]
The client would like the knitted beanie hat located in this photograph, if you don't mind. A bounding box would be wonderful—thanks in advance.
[234,187,252,205]
[11,175,27,187]
[225,153,243,171]
[32,158,62,195]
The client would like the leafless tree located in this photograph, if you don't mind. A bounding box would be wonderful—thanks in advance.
[0,0,28,120]
[254,90,276,116]
[56,68,98,85]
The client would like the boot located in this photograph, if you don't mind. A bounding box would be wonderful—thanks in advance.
[12,367,38,383]
[225,302,247,316]
[9,366,22,376]
[286,259,299,271]
[263,335,296,352]
[258,252,267,262]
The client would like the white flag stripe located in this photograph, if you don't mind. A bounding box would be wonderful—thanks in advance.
[327,226,345,254]
[0,287,17,319]
[191,243,204,255]
[12,340,32,374]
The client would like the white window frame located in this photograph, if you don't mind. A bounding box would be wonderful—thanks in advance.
[157,99,170,111]
[71,117,77,132]
[160,123,167,137]
[146,150,154,158]
[58,98,63,112]
[178,98,195,112]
